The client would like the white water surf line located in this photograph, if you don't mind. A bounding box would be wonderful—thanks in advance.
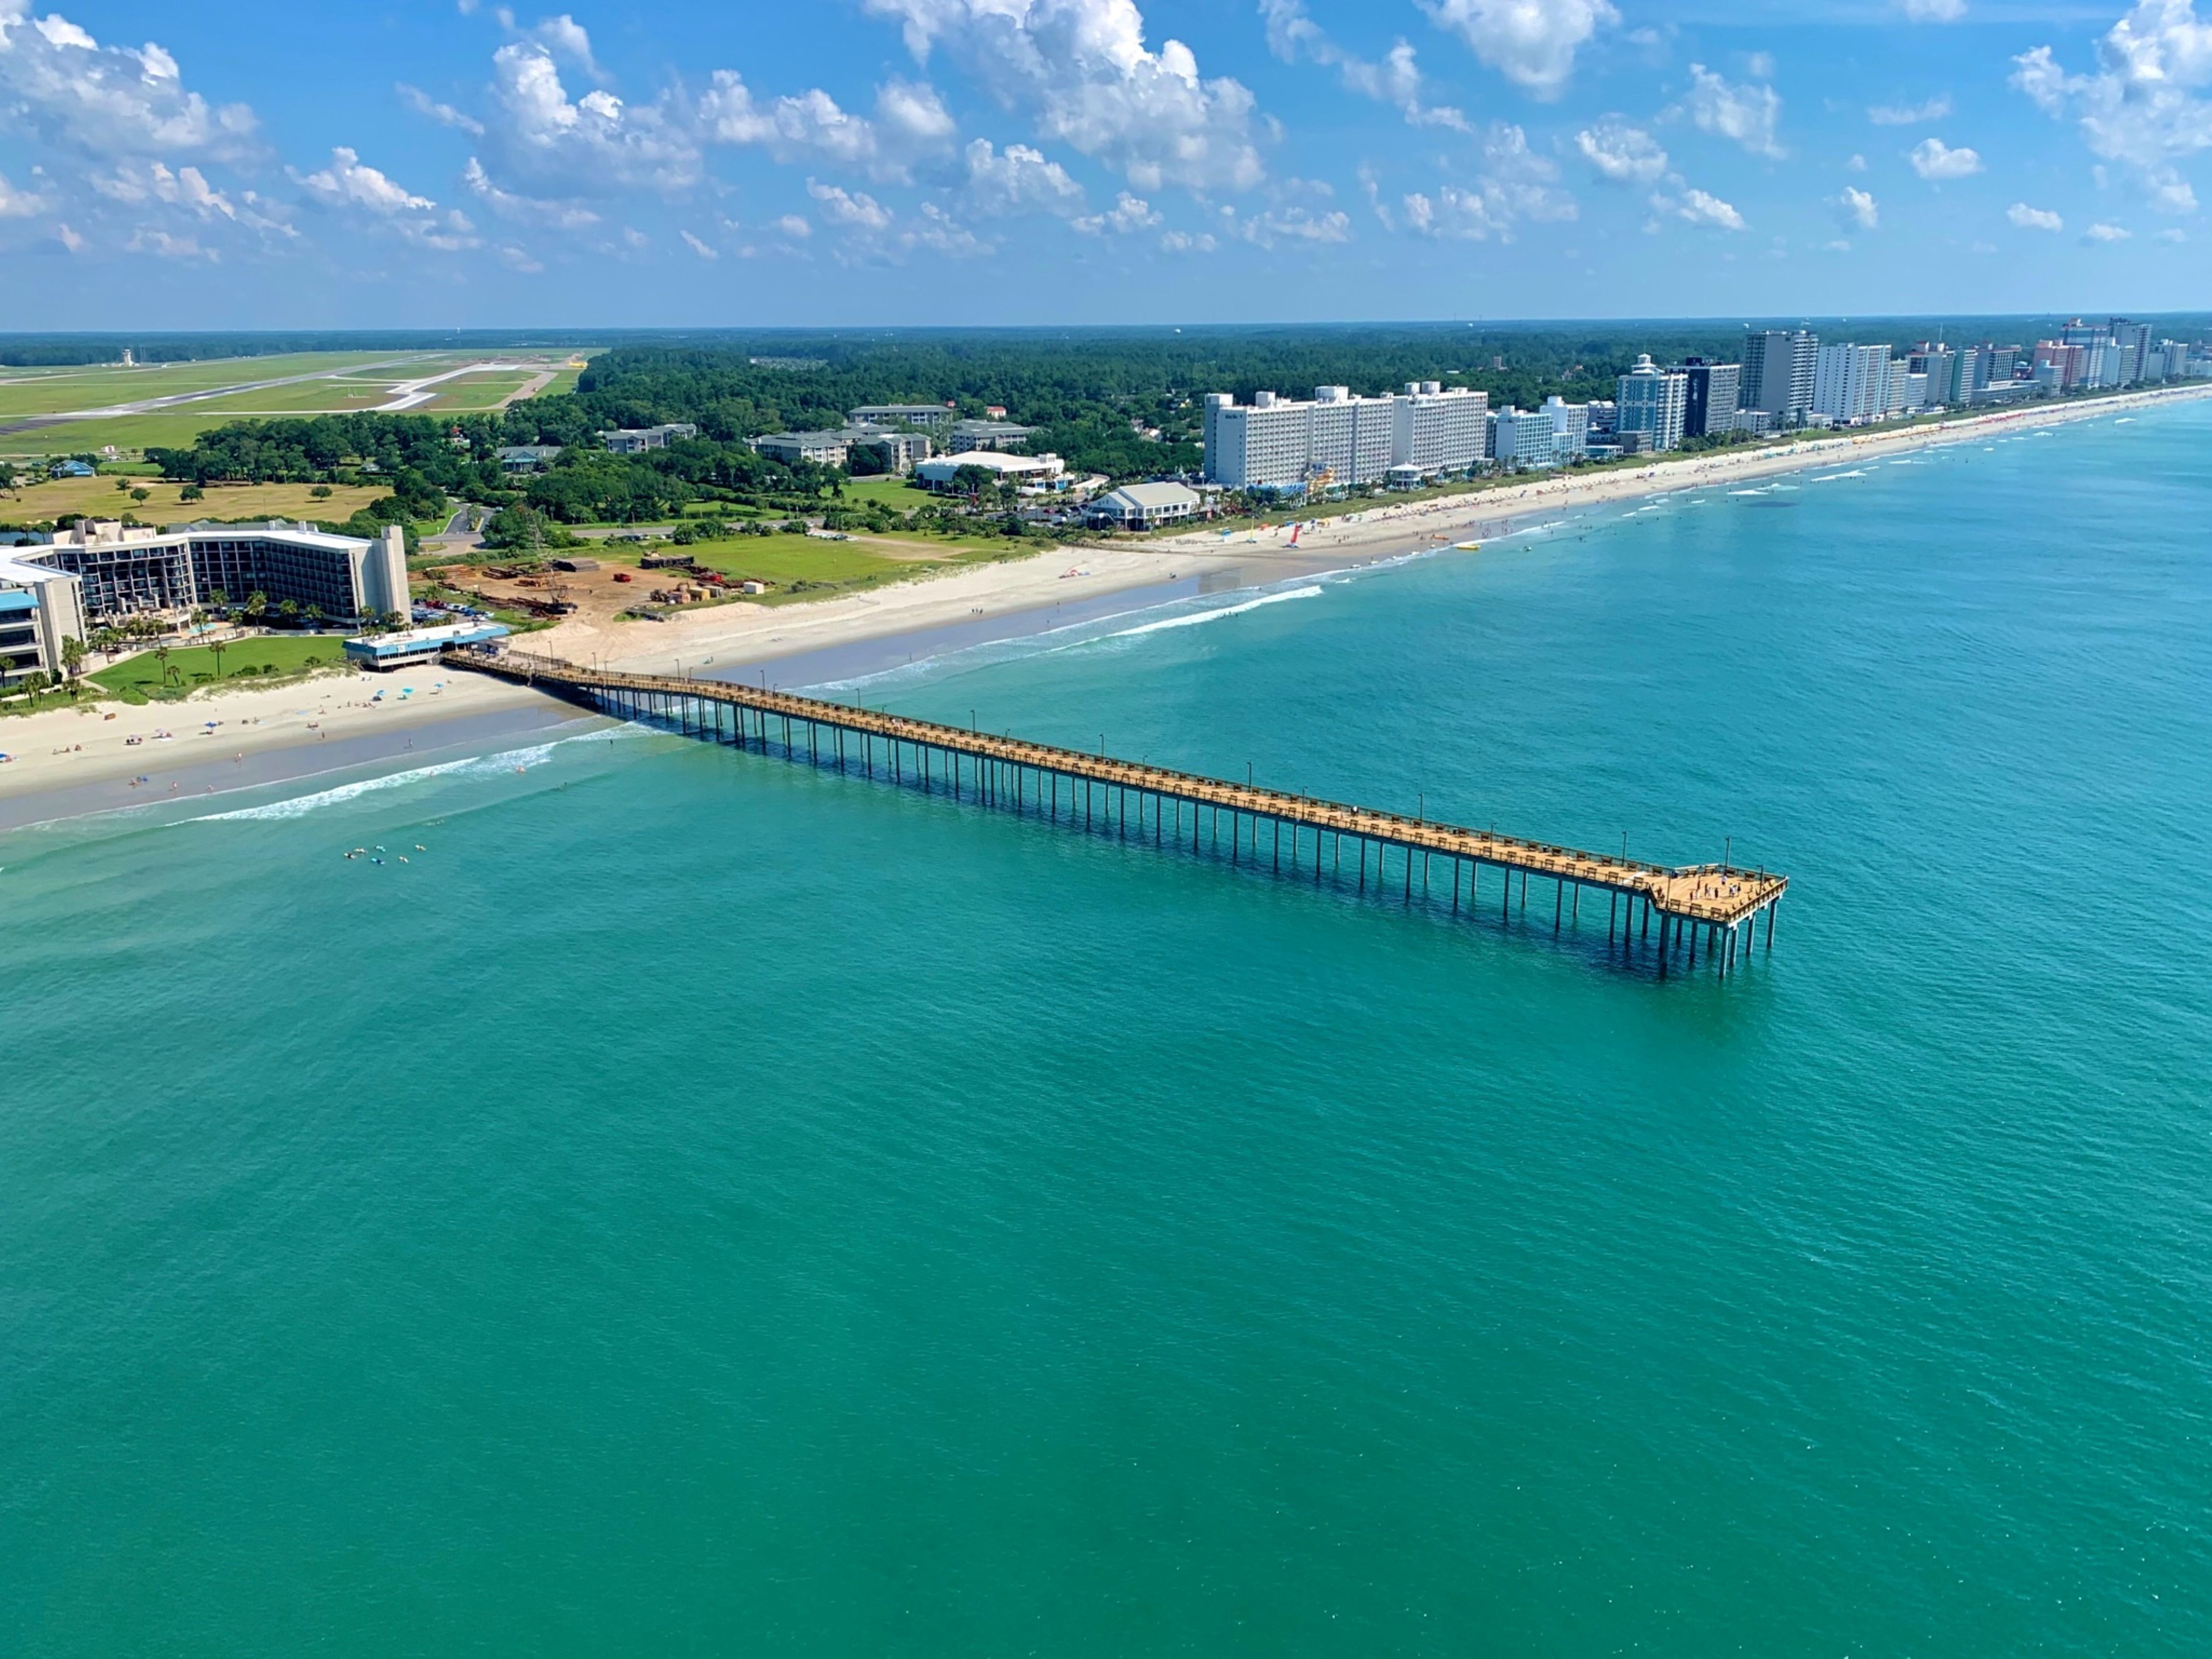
[182,724,653,823]
[1102,584,1324,641]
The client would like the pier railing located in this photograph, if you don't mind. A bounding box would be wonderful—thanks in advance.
[450,646,1788,972]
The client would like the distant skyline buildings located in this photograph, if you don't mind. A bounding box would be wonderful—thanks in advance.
[0,0,2204,327]
[1200,314,2208,486]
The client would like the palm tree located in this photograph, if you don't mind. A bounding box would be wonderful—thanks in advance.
[59,635,85,682]
[278,598,300,629]
[305,603,325,634]
[154,640,174,686]
[209,638,227,679]
[244,590,269,624]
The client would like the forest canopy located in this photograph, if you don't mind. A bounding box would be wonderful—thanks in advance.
[135,317,2132,514]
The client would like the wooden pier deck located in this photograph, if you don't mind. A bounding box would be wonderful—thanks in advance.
[450,648,1788,973]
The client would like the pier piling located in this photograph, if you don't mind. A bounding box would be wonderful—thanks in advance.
[463,649,1790,975]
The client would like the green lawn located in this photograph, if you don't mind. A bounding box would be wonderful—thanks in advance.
[838,475,933,509]
[0,353,414,422]
[88,634,355,703]
[0,351,586,456]
[671,532,1033,603]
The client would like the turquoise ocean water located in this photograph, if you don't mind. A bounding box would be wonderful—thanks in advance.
[6,405,2210,1653]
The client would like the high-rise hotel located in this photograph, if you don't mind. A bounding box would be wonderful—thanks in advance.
[1203,382,1489,491]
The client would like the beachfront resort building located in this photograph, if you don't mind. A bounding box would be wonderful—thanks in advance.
[1202,383,1489,491]
[1677,360,1742,439]
[754,430,861,468]
[949,419,1037,452]
[1489,407,1559,470]
[1740,329,1818,426]
[1543,396,1591,461]
[914,450,1067,492]
[0,519,409,649]
[755,425,934,474]
[599,423,699,454]
[849,403,959,435]
[0,549,88,685]
[1813,343,1898,423]
[1088,482,1202,530]
[1615,356,1689,453]
[343,620,510,672]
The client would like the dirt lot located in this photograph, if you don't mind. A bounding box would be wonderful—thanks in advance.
[421,560,737,627]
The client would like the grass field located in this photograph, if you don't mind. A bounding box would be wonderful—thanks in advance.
[88,634,352,703]
[674,532,1031,601]
[169,380,403,416]
[838,476,935,509]
[0,476,387,526]
[418,371,544,413]
[0,353,412,421]
[0,350,592,456]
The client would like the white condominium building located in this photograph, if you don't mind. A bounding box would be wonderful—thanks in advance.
[1542,396,1590,459]
[1203,382,1488,490]
[1310,387,1398,485]
[0,518,408,685]
[1391,382,1490,476]
[1490,407,1557,469]
[1812,343,1895,422]
[1206,390,1317,491]
[1741,329,1817,423]
[1616,355,1688,452]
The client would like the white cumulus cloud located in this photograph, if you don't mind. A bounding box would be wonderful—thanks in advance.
[461,156,600,228]
[1226,201,1352,247]
[127,225,215,261]
[1261,0,1466,129]
[1398,123,1578,238]
[0,169,45,217]
[1901,0,1966,21]
[1651,183,1745,229]
[481,27,699,197]
[2007,200,2063,229]
[2012,2,2212,217]
[901,200,991,256]
[92,158,233,219]
[1869,95,1952,125]
[698,73,956,183]
[399,83,485,136]
[292,146,476,250]
[1838,184,1878,228]
[1420,0,1618,99]
[1073,189,1160,233]
[1909,136,1983,178]
[962,138,1085,216]
[293,146,433,214]
[2084,219,2132,239]
[1680,63,1785,158]
[0,3,257,161]
[861,0,1264,192]
[1574,115,1667,182]
[807,178,894,231]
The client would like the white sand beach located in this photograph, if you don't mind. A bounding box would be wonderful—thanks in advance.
[0,668,550,806]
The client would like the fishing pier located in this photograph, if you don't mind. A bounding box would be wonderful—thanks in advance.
[452,649,1788,975]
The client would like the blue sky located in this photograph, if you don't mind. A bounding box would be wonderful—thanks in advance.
[0,0,2204,327]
